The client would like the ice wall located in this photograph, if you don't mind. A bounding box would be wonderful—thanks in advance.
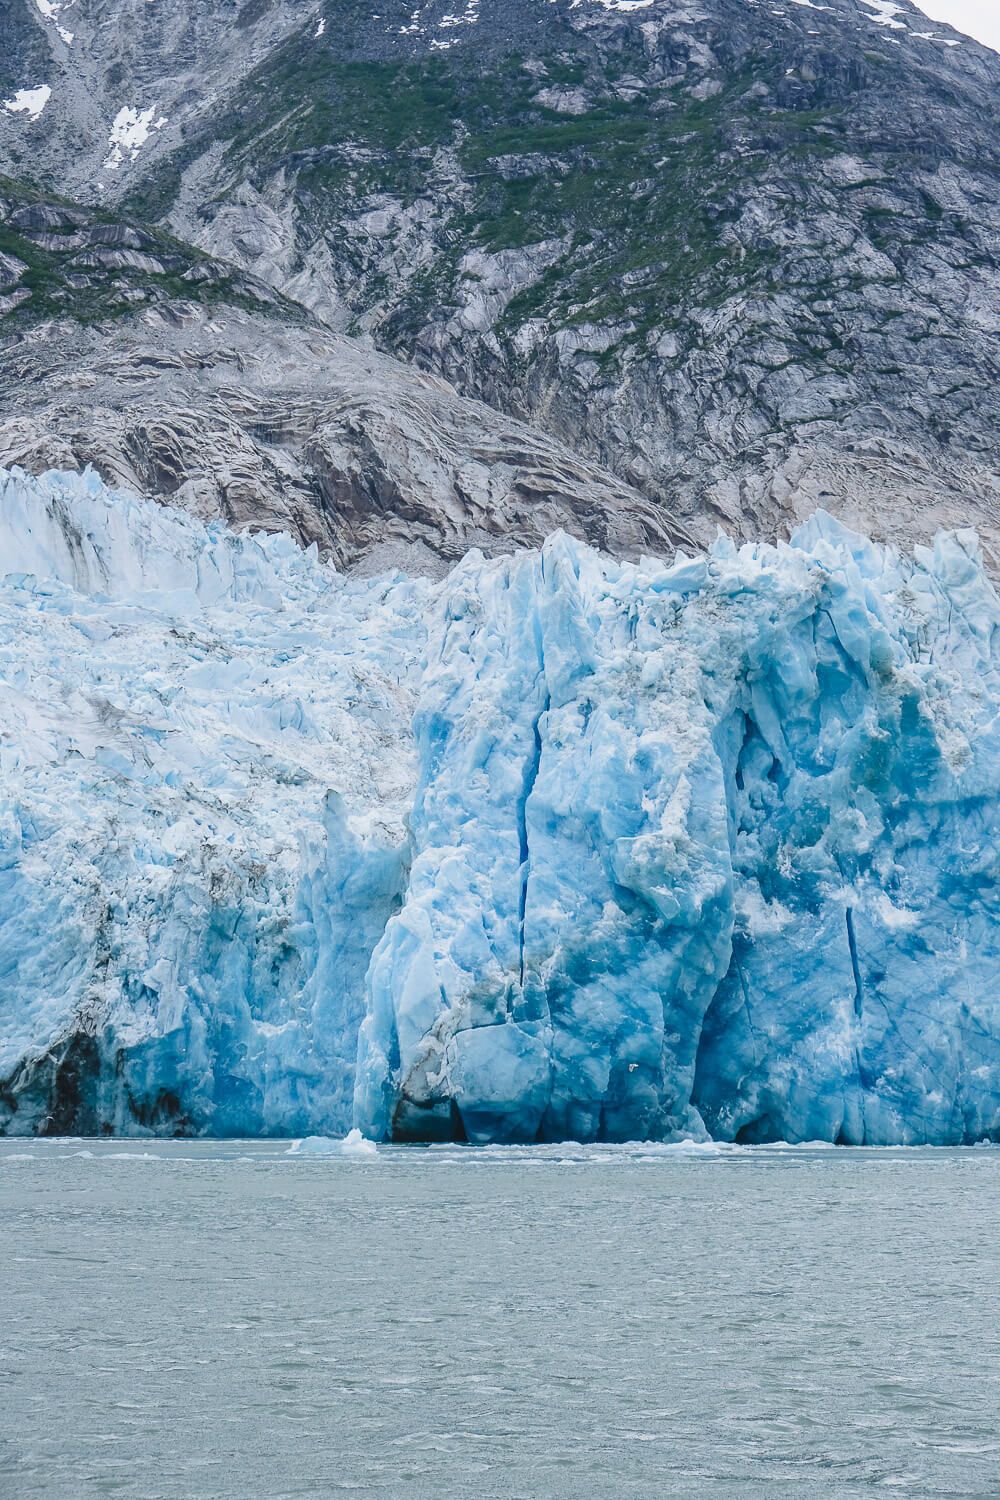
[0,468,429,1135]
[2,466,1000,1142]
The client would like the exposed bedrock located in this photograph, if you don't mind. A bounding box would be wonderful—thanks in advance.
[0,309,693,576]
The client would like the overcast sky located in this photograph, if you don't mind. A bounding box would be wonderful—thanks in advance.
[909,0,1000,52]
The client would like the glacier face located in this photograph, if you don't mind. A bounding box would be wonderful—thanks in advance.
[2,467,1000,1144]
[0,467,430,1136]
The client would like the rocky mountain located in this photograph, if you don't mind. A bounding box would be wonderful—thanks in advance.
[0,171,288,324]
[2,0,999,566]
[0,177,693,570]
[3,5,1000,1148]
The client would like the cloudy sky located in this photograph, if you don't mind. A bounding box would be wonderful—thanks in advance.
[910,0,1000,51]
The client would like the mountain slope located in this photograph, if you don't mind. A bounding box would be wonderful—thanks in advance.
[0,297,694,572]
[2,0,999,565]
[0,172,694,570]
[0,171,288,325]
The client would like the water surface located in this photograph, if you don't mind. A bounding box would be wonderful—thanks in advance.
[2,1139,999,1497]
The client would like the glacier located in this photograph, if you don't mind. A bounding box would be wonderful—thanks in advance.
[2,465,1000,1144]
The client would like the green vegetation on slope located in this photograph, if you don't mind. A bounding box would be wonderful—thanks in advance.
[0,174,297,330]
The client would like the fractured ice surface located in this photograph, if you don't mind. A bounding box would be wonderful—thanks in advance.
[2,466,999,1143]
[0,467,428,1136]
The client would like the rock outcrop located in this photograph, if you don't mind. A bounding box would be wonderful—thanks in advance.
[1,0,998,565]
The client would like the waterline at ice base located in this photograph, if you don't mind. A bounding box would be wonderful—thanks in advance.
[2,466,999,1146]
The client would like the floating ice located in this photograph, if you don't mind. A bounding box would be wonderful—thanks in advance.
[287,1130,378,1157]
[2,466,1000,1145]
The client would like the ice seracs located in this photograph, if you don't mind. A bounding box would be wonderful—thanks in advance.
[0,466,429,1138]
[356,510,1000,1147]
[2,467,1000,1145]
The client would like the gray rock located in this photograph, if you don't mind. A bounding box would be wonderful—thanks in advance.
[0,303,695,572]
[2,0,999,566]
[0,251,26,288]
[0,288,31,316]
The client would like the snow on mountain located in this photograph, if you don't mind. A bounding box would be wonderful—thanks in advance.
[3,467,1000,1144]
[909,1,1000,53]
[3,85,51,120]
[103,105,169,172]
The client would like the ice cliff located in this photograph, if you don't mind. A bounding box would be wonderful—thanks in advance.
[2,466,999,1144]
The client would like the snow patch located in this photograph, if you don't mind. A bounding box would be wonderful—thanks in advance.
[572,0,655,9]
[3,86,51,121]
[437,0,480,27]
[860,0,907,28]
[103,106,168,171]
[31,0,73,40]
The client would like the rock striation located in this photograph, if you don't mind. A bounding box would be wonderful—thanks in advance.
[1,0,999,564]
[0,300,692,574]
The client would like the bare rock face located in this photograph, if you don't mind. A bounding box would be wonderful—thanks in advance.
[0,304,693,574]
[2,0,1000,566]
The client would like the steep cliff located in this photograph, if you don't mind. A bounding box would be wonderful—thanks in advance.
[2,0,999,562]
[4,467,999,1144]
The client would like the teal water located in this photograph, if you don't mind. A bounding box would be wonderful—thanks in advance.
[2,1140,999,1498]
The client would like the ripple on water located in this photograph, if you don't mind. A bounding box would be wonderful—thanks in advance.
[1,1142,999,1497]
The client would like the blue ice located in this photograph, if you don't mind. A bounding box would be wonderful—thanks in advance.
[2,466,999,1144]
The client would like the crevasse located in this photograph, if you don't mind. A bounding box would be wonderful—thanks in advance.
[2,466,999,1144]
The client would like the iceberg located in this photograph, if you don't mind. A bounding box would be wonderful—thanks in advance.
[286,1130,378,1158]
[2,466,999,1145]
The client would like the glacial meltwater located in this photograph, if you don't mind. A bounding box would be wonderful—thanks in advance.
[2,1142,1000,1498]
